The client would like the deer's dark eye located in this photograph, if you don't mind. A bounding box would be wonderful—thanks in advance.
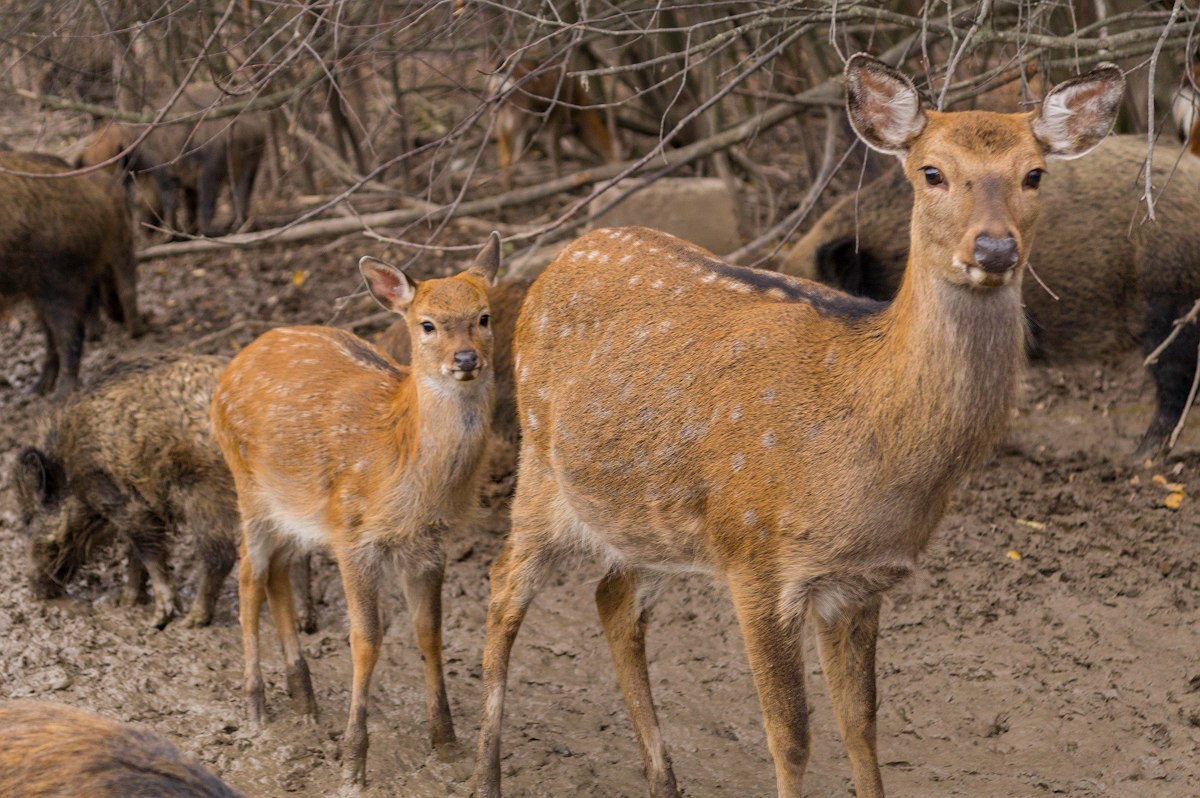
[921,166,944,187]
[479,314,490,328]
[420,321,435,334]
[1023,168,1044,189]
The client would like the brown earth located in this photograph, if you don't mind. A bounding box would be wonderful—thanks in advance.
[0,228,1198,798]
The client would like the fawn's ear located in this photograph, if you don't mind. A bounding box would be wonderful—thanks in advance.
[845,53,927,158]
[1033,63,1125,160]
[360,256,419,314]
[466,231,501,285]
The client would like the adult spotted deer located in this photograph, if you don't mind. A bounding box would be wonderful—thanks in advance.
[210,234,499,786]
[489,61,618,189]
[474,55,1123,797]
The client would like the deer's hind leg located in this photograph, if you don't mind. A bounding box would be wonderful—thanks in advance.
[595,567,680,798]
[266,548,317,721]
[474,460,567,797]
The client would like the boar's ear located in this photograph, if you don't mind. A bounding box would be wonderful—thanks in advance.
[14,448,64,514]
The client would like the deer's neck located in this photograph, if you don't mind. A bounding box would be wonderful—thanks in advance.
[870,256,1025,475]
[391,373,493,488]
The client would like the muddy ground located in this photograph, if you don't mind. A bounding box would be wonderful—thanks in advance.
[0,220,1197,798]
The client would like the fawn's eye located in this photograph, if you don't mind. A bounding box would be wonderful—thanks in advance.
[479,314,490,328]
[420,321,435,334]
[1023,168,1044,189]
[921,166,944,187]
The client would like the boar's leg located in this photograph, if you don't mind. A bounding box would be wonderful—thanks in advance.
[182,533,236,628]
[230,141,262,232]
[33,290,87,399]
[117,540,148,607]
[196,151,228,237]
[112,508,176,629]
[1138,294,1200,457]
[30,314,60,396]
[293,554,318,634]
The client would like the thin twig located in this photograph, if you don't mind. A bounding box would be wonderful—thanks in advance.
[1167,341,1200,451]
[1144,298,1200,367]
[183,319,276,351]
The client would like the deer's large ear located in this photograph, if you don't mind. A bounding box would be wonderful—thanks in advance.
[360,256,418,313]
[466,231,501,285]
[1033,63,1125,160]
[845,54,927,158]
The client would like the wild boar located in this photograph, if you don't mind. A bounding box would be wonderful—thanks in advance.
[0,151,141,398]
[11,355,317,630]
[0,700,244,798]
[78,82,266,237]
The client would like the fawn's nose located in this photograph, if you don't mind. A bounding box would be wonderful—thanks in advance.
[973,234,1019,273]
[453,350,479,372]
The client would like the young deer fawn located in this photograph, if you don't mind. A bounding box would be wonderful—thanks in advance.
[489,61,618,189]
[210,233,500,786]
[473,55,1123,798]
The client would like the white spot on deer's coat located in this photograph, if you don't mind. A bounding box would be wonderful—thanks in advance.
[620,255,633,263]
[629,275,642,286]
[519,366,529,383]
[767,288,787,300]
[658,320,672,334]
[572,250,585,260]
[701,273,718,284]
[730,404,743,422]
[526,410,539,431]
[560,325,572,338]
[762,430,776,448]
[731,340,744,356]
[651,279,664,289]
[588,250,600,261]
[743,509,758,527]
[762,388,776,403]
[731,452,745,472]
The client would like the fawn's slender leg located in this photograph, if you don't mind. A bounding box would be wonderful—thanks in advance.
[266,553,317,720]
[815,595,884,798]
[337,544,383,786]
[402,557,455,751]
[237,526,269,727]
[595,568,680,798]
[728,573,811,798]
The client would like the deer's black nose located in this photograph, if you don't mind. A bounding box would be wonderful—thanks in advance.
[454,350,479,371]
[974,234,1019,273]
